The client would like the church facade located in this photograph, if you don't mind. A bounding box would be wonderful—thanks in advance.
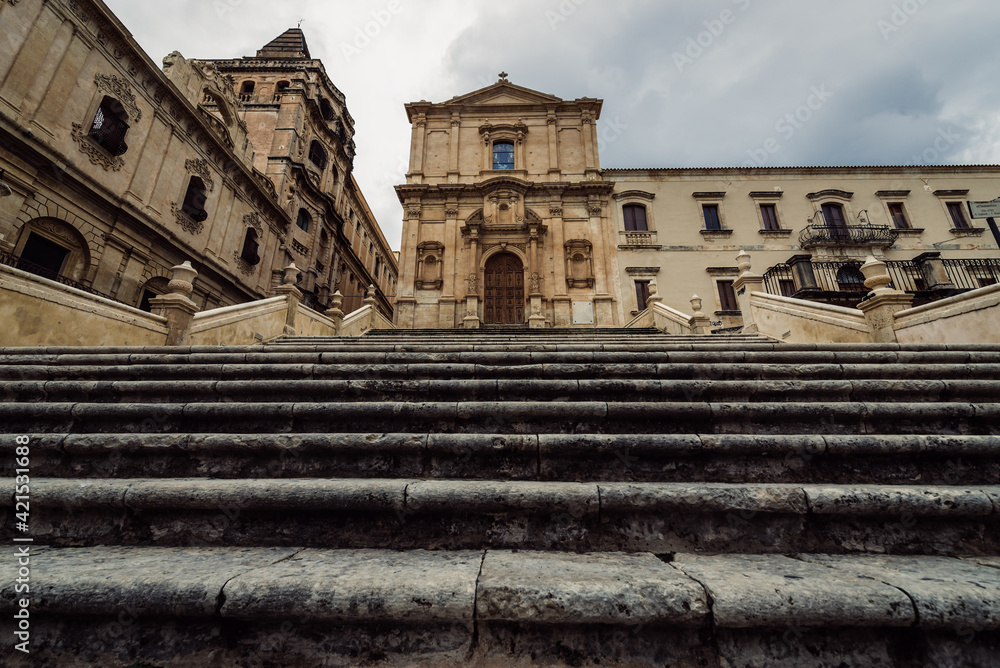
[396,78,1000,329]
[394,76,625,329]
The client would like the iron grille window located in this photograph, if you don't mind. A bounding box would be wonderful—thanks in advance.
[760,204,780,230]
[703,204,722,230]
[623,204,648,232]
[89,98,129,157]
[492,142,515,170]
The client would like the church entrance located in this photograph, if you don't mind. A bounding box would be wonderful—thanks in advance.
[484,253,525,325]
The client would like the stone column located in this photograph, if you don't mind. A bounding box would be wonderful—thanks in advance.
[913,252,955,291]
[787,254,819,294]
[857,256,914,343]
[448,115,461,182]
[732,250,766,334]
[546,110,560,177]
[149,261,200,346]
[325,290,344,335]
[273,263,303,337]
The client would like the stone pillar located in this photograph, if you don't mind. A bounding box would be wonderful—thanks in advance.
[363,284,378,330]
[857,256,914,343]
[645,280,663,309]
[325,290,345,335]
[787,254,819,293]
[273,263,303,337]
[732,250,766,334]
[464,232,481,328]
[689,295,712,335]
[149,261,200,346]
[913,252,955,291]
[546,110,560,177]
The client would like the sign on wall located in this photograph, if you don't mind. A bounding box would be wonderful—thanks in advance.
[968,198,1000,219]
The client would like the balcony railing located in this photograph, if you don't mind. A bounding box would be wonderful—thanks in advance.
[798,224,899,249]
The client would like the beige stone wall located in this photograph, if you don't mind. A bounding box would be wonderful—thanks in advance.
[395,79,622,329]
[189,297,289,346]
[1,0,290,315]
[606,168,1000,329]
[749,292,871,344]
[0,265,168,347]
[895,283,1000,344]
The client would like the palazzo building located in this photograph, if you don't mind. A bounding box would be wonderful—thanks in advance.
[0,1,394,319]
[396,77,1000,329]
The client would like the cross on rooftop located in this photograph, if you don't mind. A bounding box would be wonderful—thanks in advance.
[499,72,508,81]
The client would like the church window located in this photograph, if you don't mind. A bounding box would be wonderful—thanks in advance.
[241,228,260,265]
[89,97,130,157]
[240,81,255,98]
[181,177,208,222]
[492,142,515,170]
[623,204,648,232]
[297,209,311,232]
[320,98,335,122]
[309,141,328,170]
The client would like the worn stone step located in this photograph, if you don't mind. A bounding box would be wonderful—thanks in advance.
[18,432,1000,484]
[3,401,997,435]
[6,378,1000,405]
[2,547,997,667]
[27,479,1000,554]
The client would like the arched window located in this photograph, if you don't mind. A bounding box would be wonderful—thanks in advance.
[181,177,208,222]
[836,264,866,292]
[240,228,260,265]
[276,81,290,93]
[320,228,330,250]
[492,141,515,170]
[623,204,648,232]
[240,81,255,99]
[296,209,311,232]
[320,98,335,122]
[89,96,129,157]
[308,141,327,170]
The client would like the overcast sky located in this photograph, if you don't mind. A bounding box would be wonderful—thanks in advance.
[104,0,1000,252]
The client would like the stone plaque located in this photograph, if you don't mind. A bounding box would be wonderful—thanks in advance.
[572,301,595,325]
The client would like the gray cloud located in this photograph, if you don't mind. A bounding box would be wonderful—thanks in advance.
[103,0,1000,251]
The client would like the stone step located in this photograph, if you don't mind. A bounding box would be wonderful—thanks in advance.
[3,400,997,435]
[20,433,1000,485]
[5,378,1000,404]
[3,547,997,667]
[27,479,1000,554]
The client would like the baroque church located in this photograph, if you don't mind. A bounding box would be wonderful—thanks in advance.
[395,77,1000,331]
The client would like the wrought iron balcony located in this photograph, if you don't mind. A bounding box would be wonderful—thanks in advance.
[798,224,899,249]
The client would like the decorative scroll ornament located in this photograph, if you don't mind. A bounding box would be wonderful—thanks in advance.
[170,202,204,235]
[445,208,459,218]
[94,73,141,122]
[243,212,263,234]
[233,250,258,276]
[185,159,215,192]
[588,205,603,217]
[71,123,124,171]
[550,207,563,217]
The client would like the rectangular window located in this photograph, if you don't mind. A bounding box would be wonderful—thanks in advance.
[623,204,648,232]
[717,280,739,312]
[760,204,780,230]
[888,202,910,229]
[947,202,970,229]
[703,204,722,230]
[492,142,515,170]
[634,280,651,310]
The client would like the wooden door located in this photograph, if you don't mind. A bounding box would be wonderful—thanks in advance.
[484,254,525,325]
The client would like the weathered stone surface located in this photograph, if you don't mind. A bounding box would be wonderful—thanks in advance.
[0,546,296,615]
[803,485,996,516]
[800,555,1000,630]
[599,483,808,513]
[406,480,597,513]
[477,551,708,625]
[671,554,915,628]
[222,549,483,624]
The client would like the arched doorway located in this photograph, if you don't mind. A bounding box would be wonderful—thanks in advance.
[484,253,525,325]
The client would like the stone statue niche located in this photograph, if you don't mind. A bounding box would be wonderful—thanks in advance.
[485,190,525,227]
[415,241,445,290]
[564,239,595,288]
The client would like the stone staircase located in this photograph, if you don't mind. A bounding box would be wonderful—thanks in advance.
[2,329,999,667]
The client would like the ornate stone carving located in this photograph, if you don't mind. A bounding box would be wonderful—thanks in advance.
[71,123,124,171]
[467,273,478,293]
[94,73,141,121]
[588,205,603,217]
[565,239,595,289]
[185,159,215,191]
[233,250,258,276]
[170,203,204,235]
[445,208,459,218]
[407,206,421,219]
[529,273,541,294]
[243,212,263,234]
[416,241,445,290]
[550,207,563,217]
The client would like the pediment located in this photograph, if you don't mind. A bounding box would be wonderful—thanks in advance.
[446,81,562,107]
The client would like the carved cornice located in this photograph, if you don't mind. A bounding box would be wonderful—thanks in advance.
[94,73,141,121]
[243,212,263,234]
[807,189,854,201]
[612,190,655,201]
[71,123,124,171]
